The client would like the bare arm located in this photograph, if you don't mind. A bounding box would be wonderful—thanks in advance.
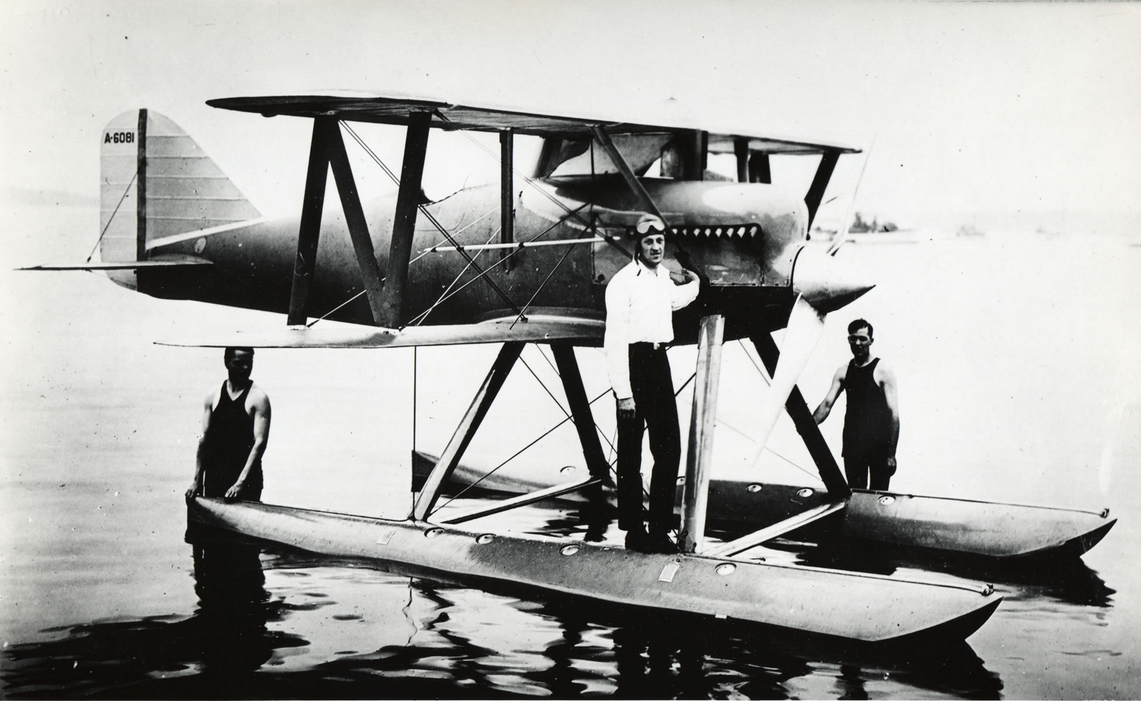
[187,391,215,498]
[225,389,272,499]
[878,364,900,461]
[813,366,847,424]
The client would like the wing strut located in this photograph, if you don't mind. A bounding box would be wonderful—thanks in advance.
[287,117,387,326]
[679,314,726,554]
[734,137,749,183]
[750,333,850,499]
[589,125,704,282]
[412,342,524,521]
[590,126,664,222]
[500,129,515,270]
[380,111,432,327]
[804,150,840,231]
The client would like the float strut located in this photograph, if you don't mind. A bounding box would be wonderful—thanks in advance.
[680,314,725,553]
[751,334,850,499]
[412,342,524,521]
[552,345,611,483]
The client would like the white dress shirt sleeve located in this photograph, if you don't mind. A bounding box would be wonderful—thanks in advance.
[670,273,700,310]
[604,269,633,400]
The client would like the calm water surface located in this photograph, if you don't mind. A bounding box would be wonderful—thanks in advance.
[2,230,1140,698]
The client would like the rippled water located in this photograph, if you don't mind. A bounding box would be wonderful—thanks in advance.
[3,228,1140,698]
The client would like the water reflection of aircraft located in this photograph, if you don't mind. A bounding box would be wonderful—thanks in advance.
[31,94,1024,643]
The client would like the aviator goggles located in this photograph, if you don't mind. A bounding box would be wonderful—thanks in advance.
[634,215,667,236]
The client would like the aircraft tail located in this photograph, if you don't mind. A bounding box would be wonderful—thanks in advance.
[99,109,261,288]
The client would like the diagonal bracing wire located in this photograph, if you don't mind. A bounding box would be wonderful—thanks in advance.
[435,353,700,517]
[509,240,578,329]
[340,122,522,318]
[87,172,138,263]
[431,386,614,514]
[405,201,593,327]
[731,340,822,483]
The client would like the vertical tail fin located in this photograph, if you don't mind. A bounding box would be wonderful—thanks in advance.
[99,109,260,288]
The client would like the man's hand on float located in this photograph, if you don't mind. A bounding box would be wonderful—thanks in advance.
[224,481,245,500]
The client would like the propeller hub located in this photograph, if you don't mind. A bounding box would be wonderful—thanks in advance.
[790,245,875,313]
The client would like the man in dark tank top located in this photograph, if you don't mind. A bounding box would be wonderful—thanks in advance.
[812,319,900,490]
[186,347,272,501]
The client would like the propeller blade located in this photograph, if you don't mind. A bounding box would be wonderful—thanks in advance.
[747,295,827,468]
[826,134,876,257]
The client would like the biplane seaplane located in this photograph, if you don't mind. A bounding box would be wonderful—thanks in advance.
[42,91,1101,645]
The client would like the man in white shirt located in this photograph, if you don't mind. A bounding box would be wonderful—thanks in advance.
[604,214,700,553]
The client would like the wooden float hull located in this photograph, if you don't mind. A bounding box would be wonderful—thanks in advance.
[187,497,1000,644]
[412,453,1115,559]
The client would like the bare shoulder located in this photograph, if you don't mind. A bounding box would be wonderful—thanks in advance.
[204,385,221,410]
[874,359,897,383]
[247,383,271,412]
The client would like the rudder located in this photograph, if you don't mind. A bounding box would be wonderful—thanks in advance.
[100,109,260,288]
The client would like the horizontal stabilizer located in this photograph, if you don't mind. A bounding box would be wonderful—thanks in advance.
[19,256,212,272]
[158,314,605,349]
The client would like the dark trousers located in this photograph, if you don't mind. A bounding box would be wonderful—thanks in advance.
[616,344,681,535]
[844,451,893,491]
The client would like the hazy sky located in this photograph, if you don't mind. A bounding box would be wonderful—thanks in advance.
[2,0,1140,237]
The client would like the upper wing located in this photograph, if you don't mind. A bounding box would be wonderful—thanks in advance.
[207,91,859,156]
[157,313,605,350]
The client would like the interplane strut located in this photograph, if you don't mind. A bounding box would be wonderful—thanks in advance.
[288,117,390,326]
